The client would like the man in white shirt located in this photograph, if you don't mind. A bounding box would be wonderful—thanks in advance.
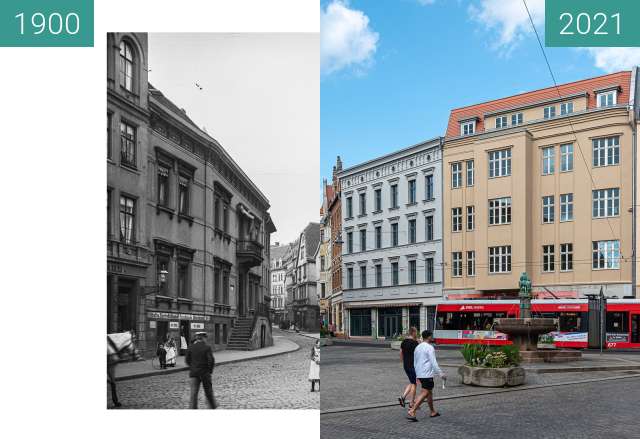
[407,330,445,421]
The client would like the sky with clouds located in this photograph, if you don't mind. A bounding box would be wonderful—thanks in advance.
[320,0,640,183]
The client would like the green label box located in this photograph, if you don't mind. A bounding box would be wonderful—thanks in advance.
[546,0,640,47]
[0,0,93,47]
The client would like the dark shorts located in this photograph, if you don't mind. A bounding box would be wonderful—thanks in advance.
[403,366,417,385]
[418,377,434,390]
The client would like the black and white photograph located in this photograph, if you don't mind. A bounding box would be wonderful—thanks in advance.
[106,32,320,409]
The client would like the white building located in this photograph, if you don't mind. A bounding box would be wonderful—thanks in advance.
[338,138,444,338]
[269,243,289,323]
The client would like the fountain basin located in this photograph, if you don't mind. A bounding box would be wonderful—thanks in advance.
[458,365,525,387]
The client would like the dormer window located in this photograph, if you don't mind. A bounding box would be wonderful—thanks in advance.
[119,40,135,92]
[560,102,574,115]
[597,90,617,108]
[495,116,507,129]
[461,120,475,136]
[543,106,556,119]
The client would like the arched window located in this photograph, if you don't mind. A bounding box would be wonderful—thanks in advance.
[119,40,134,92]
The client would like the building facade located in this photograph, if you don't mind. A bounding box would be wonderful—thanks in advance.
[287,223,321,331]
[107,33,276,356]
[269,243,288,324]
[327,157,345,334]
[318,181,334,326]
[443,69,640,300]
[339,139,444,339]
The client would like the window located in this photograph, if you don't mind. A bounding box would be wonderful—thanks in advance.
[391,223,399,246]
[542,196,555,223]
[120,121,136,167]
[560,193,573,222]
[359,229,367,252]
[107,113,112,159]
[177,263,189,298]
[178,175,190,215]
[511,112,523,126]
[606,311,628,333]
[374,188,382,211]
[597,90,617,108]
[451,162,462,188]
[157,166,169,207]
[461,120,475,136]
[408,219,416,243]
[489,246,511,273]
[359,192,366,215]
[214,268,222,303]
[347,267,354,289]
[466,160,474,186]
[452,207,462,232]
[560,143,574,172]
[320,256,326,272]
[425,258,434,283]
[391,262,399,285]
[409,260,417,284]
[560,102,574,115]
[592,188,620,218]
[488,149,511,178]
[119,40,134,92]
[544,106,556,119]
[452,252,462,277]
[592,240,620,269]
[543,245,555,272]
[346,197,353,218]
[467,206,475,231]
[542,147,555,175]
[425,174,434,200]
[560,243,573,271]
[425,215,434,241]
[592,136,620,167]
[107,190,112,238]
[223,204,229,232]
[495,116,507,129]
[346,232,353,253]
[375,264,382,287]
[408,180,416,204]
[488,197,511,225]
[119,195,135,244]
[467,251,475,277]
[390,184,398,208]
[375,226,382,249]
[360,266,367,288]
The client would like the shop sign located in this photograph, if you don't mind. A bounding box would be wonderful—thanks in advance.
[169,321,179,329]
[147,311,211,322]
[108,262,126,274]
[606,333,629,343]
[149,321,156,329]
[191,323,204,330]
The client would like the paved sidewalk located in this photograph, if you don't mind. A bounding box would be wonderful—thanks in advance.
[281,328,320,339]
[114,335,299,381]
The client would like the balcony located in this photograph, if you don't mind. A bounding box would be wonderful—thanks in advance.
[236,239,263,267]
[107,239,149,266]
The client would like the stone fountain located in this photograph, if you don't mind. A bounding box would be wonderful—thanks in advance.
[494,273,581,363]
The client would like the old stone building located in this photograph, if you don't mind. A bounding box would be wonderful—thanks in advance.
[107,32,276,356]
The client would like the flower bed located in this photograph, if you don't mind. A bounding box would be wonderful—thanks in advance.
[458,344,525,387]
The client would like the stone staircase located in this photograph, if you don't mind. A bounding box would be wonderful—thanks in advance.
[226,317,254,350]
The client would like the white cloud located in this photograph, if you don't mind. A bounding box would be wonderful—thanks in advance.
[467,0,544,51]
[585,48,640,73]
[321,0,379,75]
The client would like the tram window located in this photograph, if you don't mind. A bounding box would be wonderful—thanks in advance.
[558,312,587,332]
[436,312,506,330]
[606,312,628,333]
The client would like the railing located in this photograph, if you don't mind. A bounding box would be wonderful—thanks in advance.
[237,239,263,256]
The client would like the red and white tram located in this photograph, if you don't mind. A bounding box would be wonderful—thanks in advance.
[434,299,640,349]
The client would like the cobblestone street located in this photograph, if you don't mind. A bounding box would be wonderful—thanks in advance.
[108,329,320,409]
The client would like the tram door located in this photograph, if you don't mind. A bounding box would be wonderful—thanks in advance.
[632,314,640,344]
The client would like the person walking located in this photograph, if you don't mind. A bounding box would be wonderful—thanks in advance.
[309,340,320,392]
[156,342,167,369]
[398,327,419,409]
[186,331,218,409]
[407,330,445,421]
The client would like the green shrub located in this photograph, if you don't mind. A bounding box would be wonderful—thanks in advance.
[499,344,520,366]
[461,343,520,367]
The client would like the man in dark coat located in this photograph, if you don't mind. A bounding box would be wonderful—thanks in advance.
[186,331,217,409]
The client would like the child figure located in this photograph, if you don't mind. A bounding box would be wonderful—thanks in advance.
[156,342,167,369]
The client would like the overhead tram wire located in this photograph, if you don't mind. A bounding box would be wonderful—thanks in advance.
[521,0,621,255]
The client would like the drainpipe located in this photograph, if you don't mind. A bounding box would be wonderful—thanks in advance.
[631,67,639,299]
[204,152,208,331]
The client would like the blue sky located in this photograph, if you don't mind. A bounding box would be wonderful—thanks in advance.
[320,0,640,184]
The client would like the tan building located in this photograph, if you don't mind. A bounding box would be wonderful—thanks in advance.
[443,69,640,300]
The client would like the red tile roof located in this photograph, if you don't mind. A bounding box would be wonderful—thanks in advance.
[445,71,632,139]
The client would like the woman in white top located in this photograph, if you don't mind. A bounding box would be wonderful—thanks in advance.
[309,340,320,392]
